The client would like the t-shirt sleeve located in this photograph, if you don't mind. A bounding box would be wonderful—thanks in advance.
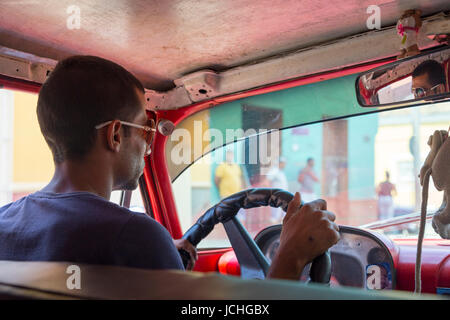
[112,213,184,270]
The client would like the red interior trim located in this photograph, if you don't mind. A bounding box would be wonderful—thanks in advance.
[147,133,183,238]
[217,250,241,276]
[215,60,396,104]
[0,74,41,93]
[393,239,450,293]
[142,157,165,223]
[193,248,233,272]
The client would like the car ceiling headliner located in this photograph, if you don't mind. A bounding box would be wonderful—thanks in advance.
[0,0,449,91]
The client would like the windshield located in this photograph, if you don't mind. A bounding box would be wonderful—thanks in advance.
[166,73,403,180]
[168,73,450,248]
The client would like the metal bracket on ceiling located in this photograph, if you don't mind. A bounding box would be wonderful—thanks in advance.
[145,70,221,111]
[174,70,221,102]
[144,86,192,111]
[144,70,221,111]
[0,47,56,84]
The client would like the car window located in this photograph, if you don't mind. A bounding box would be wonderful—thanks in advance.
[0,88,146,214]
[171,84,450,248]
[0,88,53,205]
[109,189,147,213]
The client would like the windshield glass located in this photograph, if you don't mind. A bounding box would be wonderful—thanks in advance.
[168,73,450,248]
[166,73,408,181]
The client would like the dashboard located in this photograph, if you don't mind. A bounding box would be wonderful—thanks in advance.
[254,225,396,290]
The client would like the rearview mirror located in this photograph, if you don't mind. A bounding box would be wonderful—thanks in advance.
[356,46,450,107]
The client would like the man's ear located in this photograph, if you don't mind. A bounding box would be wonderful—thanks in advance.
[106,120,122,153]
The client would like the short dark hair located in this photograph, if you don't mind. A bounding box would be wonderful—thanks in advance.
[37,55,145,163]
[412,60,446,87]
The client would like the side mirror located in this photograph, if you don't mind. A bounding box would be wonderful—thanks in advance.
[356,46,450,107]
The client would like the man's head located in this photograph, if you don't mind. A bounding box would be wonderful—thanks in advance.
[37,55,152,190]
[411,60,446,98]
[307,157,314,168]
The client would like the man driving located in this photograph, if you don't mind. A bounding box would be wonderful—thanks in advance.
[411,59,446,99]
[0,56,339,280]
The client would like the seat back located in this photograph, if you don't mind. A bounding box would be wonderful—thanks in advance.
[0,260,441,300]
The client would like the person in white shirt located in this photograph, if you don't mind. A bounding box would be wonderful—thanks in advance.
[298,157,320,202]
[266,157,289,223]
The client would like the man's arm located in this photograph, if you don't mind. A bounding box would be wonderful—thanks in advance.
[391,184,397,197]
[267,192,340,280]
[297,170,305,183]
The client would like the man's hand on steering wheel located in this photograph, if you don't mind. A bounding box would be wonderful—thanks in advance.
[267,192,340,280]
[173,238,198,270]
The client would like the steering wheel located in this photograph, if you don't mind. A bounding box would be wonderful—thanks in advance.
[179,188,332,284]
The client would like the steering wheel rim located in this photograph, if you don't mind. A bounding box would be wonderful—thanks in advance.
[181,188,331,284]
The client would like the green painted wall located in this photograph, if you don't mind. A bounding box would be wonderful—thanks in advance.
[348,114,378,200]
[207,74,377,201]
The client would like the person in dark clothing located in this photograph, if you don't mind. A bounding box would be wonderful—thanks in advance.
[0,56,339,281]
[0,55,194,270]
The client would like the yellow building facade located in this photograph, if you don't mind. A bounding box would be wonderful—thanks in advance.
[0,89,53,204]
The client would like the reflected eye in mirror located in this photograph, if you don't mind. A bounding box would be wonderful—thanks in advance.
[412,84,443,99]
[356,46,450,107]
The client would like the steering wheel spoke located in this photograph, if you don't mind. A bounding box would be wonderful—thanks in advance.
[223,217,269,279]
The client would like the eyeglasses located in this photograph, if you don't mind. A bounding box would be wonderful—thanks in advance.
[95,119,156,146]
[411,84,442,99]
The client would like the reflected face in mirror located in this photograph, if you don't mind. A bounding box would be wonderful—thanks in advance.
[411,60,446,99]
[356,48,450,107]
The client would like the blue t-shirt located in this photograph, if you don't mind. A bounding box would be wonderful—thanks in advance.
[0,191,184,270]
